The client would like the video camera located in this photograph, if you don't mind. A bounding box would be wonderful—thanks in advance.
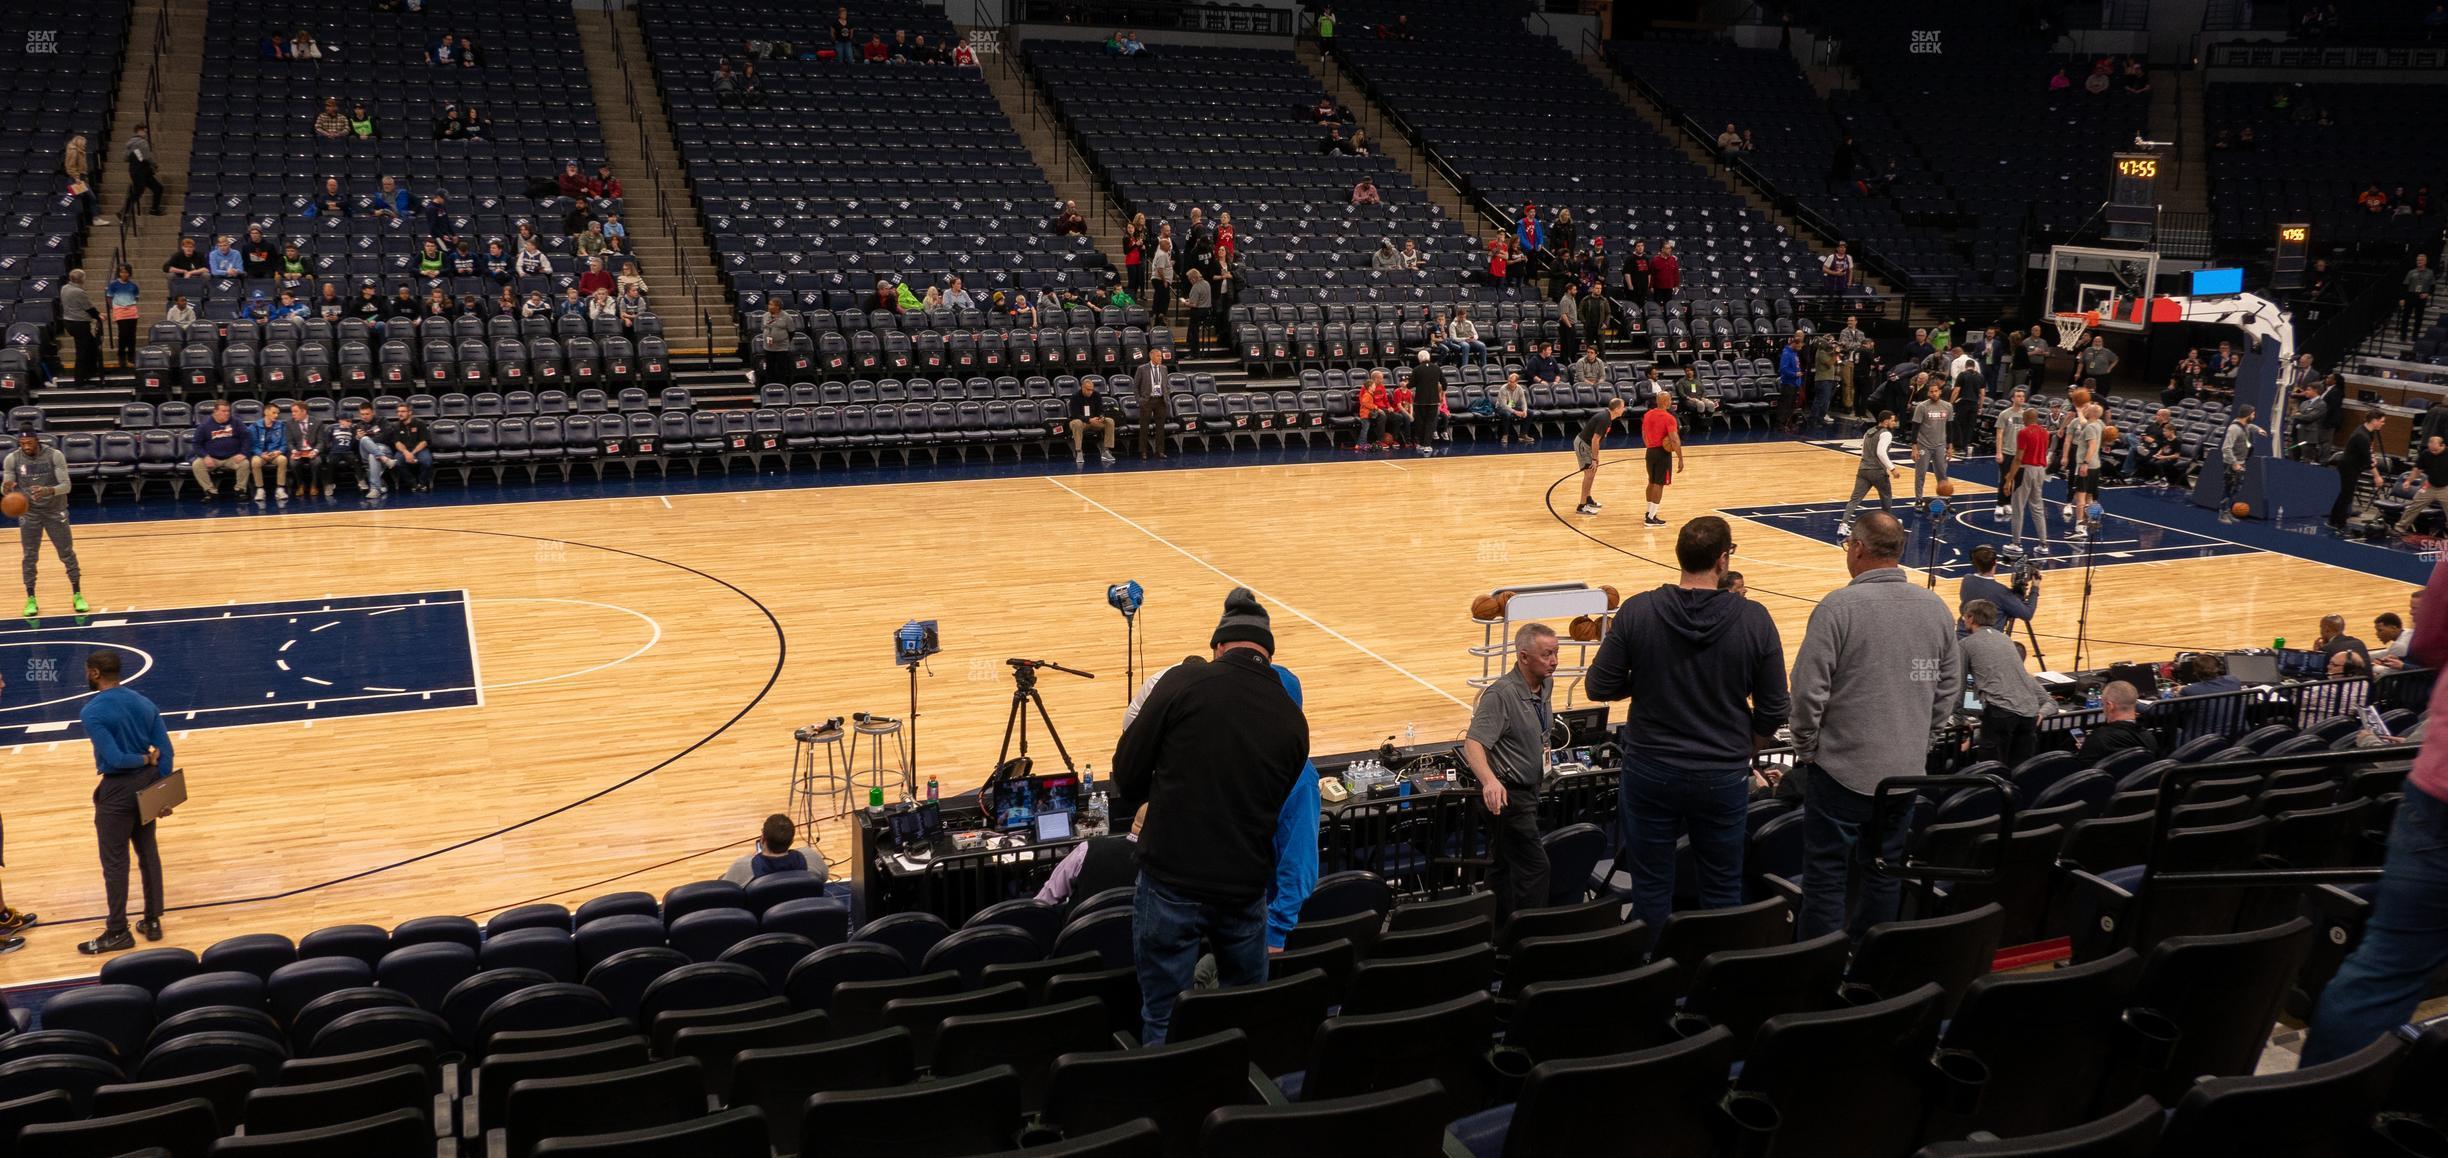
[895,620,941,666]
[2010,557,2042,599]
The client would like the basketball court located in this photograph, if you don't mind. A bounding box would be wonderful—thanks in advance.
[0,436,2416,981]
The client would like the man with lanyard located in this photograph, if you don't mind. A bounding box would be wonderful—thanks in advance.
[1463,623,1559,920]
[3,432,87,617]
[1835,315,1868,413]
[77,650,173,955]
[1132,348,1170,460]
[2077,335,2119,397]
[1641,389,1684,527]
[2060,402,2104,539]
[1908,375,1953,503]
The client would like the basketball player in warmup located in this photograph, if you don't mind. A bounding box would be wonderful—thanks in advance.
[2008,405,2053,556]
[2061,401,2105,539]
[1908,375,1952,502]
[3,431,87,617]
[1641,390,1684,527]
[1573,397,1627,516]
[1992,387,2028,519]
[1839,410,1902,533]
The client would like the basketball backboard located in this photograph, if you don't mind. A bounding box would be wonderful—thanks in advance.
[2042,245,2160,338]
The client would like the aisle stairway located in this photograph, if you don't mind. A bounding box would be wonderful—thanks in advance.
[577,7,738,360]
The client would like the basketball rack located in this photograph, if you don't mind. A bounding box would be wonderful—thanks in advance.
[1468,582,1616,709]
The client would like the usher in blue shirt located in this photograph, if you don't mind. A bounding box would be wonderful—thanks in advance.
[80,686,173,778]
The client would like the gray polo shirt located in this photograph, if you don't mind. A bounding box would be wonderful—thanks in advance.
[1467,667,1552,789]
[2079,344,2116,377]
[1910,399,1952,449]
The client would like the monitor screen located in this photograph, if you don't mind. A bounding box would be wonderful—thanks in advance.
[2224,651,2280,684]
[2189,267,2245,296]
[1034,810,1073,842]
[994,773,1078,829]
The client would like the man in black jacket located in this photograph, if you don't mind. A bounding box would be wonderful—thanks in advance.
[2077,680,2160,761]
[1585,516,1790,944]
[1111,588,1309,1043]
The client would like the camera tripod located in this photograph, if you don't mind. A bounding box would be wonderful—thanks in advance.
[997,658,1094,774]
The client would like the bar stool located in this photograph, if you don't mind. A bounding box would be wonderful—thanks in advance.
[789,721,850,833]
[846,714,909,811]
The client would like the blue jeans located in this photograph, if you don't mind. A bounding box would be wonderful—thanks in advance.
[2304,787,2448,1063]
[359,441,396,493]
[1797,763,1912,942]
[1619,753,1750,948]
[1133,871,1267,1045]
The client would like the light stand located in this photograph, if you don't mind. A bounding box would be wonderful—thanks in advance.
[1106,580,1145,706]
[902,658,924,798]
[998,658,1094,774]
[1922,497,1947,589]
[2069,508,2104,672]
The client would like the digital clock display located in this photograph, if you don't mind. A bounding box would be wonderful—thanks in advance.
[2116,157,2159,179]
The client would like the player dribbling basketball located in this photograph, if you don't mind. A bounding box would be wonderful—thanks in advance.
[3,431,86,618]
[1641,390,1684,527]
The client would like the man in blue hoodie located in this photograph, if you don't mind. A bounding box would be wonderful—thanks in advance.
[1586,516,1791,944]
[189,400,253,498]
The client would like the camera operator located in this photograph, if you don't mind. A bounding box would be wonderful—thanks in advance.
[1958,545,2037,635]
[1958,599,2049,766]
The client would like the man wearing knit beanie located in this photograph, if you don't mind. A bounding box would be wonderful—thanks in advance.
[1111,586,1310,1044]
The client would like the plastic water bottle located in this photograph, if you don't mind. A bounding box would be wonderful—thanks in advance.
[867,784,885,815]
[2084,688,2100,710]
[925,776,938,802]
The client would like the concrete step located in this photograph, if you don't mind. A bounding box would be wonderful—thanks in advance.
[1294,42,1502,247]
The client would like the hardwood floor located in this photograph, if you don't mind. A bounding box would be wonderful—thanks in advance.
[0,441,2415,982]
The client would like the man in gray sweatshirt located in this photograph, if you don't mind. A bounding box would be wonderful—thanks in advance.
[1790,511,1962,941]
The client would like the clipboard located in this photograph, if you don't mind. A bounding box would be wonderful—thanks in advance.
[137,769,186,824]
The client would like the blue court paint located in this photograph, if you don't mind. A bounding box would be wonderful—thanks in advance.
[1720,498,2255,580]
[0,590,479,737]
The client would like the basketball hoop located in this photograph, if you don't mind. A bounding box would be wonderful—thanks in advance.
[2053,309,2098,351]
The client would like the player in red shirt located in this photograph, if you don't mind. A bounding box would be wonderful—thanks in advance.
[2008,406,2053,554]
[1640,391,1684,526]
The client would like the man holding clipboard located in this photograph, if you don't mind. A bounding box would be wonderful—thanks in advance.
[77,650,176,955]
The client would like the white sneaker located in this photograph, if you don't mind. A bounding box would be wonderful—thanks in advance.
[1992,505,2009,519]
[1587,498,1604,510]
[1575,502,1597,515]
[1073,452,1085,466]
[93,216,112,226]
[1099,450,1116,465]
[252,487,265,500]
[2061,503,2075,519]
[275,486,288,500]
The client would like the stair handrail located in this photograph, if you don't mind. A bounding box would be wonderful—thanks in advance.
[605,4,716,355]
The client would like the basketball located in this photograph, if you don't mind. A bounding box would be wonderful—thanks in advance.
[1494,589,1517,614]
[2231,502,2251,519]
[1568,614,1600,641]
[2068,387,2092,410]
[1471,593,1501,621]
[1600,584,1621,609]
[0,493,23,519]
[1936,480,1955,497]
[2102,424,2120,442]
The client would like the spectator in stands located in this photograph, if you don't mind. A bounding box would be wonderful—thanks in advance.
[1791,511,1960,942]
[1448,307,1488,366]
[61,133,102,226]
[1581,282,1610,356]
[617,284,648,335]
[587,289,619,326]
[554,287,586,320]
[248,408,289,501]
[262,33,289,60]
[832,8,856,62]
[1343,129,1370,157]
[1369,239,1404,272]
[388,284,420,319]
[1820,242,1855,297]
[1182,269,1216,355]
[163,237,208,282]
[1572,347,1607,389]
[314,282,346,322]
[1716,123,1742,155]
[1523,341,1561,385]
[104,265,139,368]
[476,239,511,285]
[1587,515,1789,944]
[713,60,742,106]
[889,30,912,62]
[293,30,325,60]
[722,815,818,884]
[1395,239,1421,271]
[433,101,463,141]
[278,244,310,289]
[190,402,254,498]
[51,269,99,385]
[2361,184,2391,214]
[2048,66,2072,92]
[520,290,551,321]
[1495,371,1529,444]
[1068,378,1118,466]
[240,290,270,324]
[487,285,518,320]
[457,104,491,140]
[1146,237,1175,320]
[2397,435,2448,535]
[1651,241,1682,302]
[344,101,377,140]
[2121,56,2150,93]
[163,295,194,326]
[575,220,607,260]
[1351,176,1379,206]
[283,401,330,498]
[555,161,589,201]
[2077,680,2159,760]
[1316,6,1336,38]
[2403,254,2437,342]
[757,301,795,385]
[575,257,613,298]
[1054,200,1086,236]
[862,33,888,63]
[388,403,433,492]
[425,34,455,65]
[1111,588,1307,1044]
[738,61,765,105]
[312,97,351,141]
[952,38,977,66]
[270,289,307,323]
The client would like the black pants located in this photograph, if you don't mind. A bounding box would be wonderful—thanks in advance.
[1557,325,1579,363]
[760,350,792,385]
[1978,705,2038,768]
[115,317,136,366]
[1498,411,1527,442]
[2401,292,2431,339]
[123,160,164,216]
[2332,464,2363,526]
[1485,791,1549,920]
[94,772,165,934]
[65,320,100,382]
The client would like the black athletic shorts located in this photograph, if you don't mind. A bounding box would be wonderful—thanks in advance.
[1645,448,1673,486]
